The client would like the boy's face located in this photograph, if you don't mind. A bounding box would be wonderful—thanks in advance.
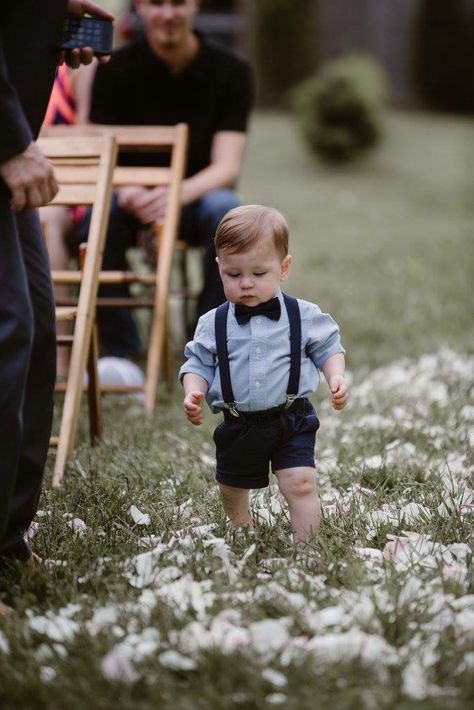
[136,0,198,49]
[216,235,292,307]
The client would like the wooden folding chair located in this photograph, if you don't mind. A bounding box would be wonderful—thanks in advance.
[38,135,118,486]
[41,124,189,414]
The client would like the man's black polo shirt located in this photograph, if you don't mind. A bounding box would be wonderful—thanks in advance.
[90,35,253,178]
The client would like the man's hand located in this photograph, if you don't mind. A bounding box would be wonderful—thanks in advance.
[60,0,115,68]
[183,391,205,425]
[329,375,348,411]
[0,143,58,212]
[117,186,169,224]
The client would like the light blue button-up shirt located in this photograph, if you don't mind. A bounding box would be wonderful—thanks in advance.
[179,290,345,413]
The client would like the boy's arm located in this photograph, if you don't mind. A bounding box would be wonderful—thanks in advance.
[321,353,348,411]
[183,373,209,426]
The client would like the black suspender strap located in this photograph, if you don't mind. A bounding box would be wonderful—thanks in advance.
[215,302,237,411]
[283,293,301,403]
[215,295,302,415]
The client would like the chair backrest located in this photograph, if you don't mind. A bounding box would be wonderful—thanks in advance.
[37,135,118,473]
[40,123,189,412]
[40,124,188,243]
[38,135,118,327]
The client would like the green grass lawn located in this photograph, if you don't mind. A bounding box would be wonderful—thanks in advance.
[0,110,473,709]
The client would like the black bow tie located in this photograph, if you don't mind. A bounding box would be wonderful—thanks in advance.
[234,297,281,325]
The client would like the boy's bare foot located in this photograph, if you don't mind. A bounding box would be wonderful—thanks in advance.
[0,601,13,617]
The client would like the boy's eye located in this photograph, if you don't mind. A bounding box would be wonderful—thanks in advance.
[227,273,239,278]
[254,272,266,277]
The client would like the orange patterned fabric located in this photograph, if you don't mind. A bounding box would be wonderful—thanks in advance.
[43,64,76,126]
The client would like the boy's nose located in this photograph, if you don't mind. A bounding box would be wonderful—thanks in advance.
[240,276,253,288]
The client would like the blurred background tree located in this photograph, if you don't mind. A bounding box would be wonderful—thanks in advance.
[290,54,387,163]
[245,0,318,106]
[413,0,474,113]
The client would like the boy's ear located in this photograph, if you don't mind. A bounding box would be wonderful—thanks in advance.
[215,256,219,264]
[280,254,292,280]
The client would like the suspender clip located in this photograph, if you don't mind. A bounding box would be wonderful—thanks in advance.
[285,394,297,409]
[228,403,240,418]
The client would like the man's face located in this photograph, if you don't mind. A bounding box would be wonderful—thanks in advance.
[136,0,198,49]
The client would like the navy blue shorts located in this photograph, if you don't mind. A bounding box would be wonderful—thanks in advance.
[213,398,320,490]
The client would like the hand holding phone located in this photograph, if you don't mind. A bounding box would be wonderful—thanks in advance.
[61,14,113,56]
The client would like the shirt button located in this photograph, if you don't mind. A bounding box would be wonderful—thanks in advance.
[256,318,261,324]
[255,381,261,389]
[255,347,261,354]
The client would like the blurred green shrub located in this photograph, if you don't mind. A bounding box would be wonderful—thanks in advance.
[413,0,474,113]
[290,54,388,163]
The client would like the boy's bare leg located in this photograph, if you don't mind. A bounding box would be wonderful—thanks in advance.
[275,467,320,543]
[218,483,253,528]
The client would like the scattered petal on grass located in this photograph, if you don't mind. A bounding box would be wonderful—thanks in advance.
[249,618,290,655]
[262,668,288,688]
[87,606,120,635]
[28,615,79,643]
[306,628,398,672]
[27,521,39,539]
[453,609,474,639]
[199,453,214,467]
[0,632,9,654]
[442,564,468,585]
[101,651,138,684]
[308,606,347,632]
[39,666,56,683]
[66,518,86,536]
[129,505,151,526]
[402,658,430,700]
[399,503,430,524]
[266,693,287,705]
[127,544,168,588]
[159,650,197,671]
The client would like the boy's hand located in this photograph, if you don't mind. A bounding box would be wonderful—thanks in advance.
[329,375,348,410]
[183,391,205,425]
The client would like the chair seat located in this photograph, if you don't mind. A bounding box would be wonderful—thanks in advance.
[56,306,77,321]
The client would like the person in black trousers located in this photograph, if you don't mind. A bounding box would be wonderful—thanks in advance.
[0,0,112,615]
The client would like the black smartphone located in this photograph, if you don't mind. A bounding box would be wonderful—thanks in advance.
[61,14,113,56]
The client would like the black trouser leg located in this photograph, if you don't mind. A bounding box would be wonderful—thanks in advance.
[0,193,56,561]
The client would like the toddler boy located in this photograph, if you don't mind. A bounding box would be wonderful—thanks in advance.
[179,205,348,542]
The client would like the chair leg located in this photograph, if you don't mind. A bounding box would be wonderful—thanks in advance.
[53,364,79,488]
[87,323,102,442]
[180,248,190,336]
[162,312,174,393]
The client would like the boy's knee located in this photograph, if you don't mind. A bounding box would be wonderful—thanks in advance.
[278,470,316,499]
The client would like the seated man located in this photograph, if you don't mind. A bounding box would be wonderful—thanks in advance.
[82,0,254,357]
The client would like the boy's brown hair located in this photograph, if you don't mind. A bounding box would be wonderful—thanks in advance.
[214,205,289,259]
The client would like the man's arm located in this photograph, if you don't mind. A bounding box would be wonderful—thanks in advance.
[180,130,246,205]
[122,130,247,224]
[0,0,113,212]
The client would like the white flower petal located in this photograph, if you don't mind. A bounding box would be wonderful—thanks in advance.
[129,505,151,526]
